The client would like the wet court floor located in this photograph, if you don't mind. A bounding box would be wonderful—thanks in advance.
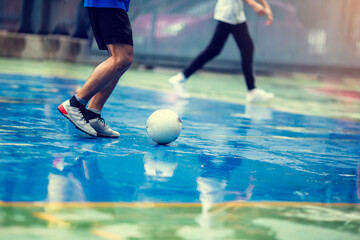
[0,58,359,239]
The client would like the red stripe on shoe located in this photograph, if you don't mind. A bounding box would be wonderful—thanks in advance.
[58,104,68,115]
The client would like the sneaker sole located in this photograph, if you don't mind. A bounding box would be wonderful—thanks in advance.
[96,132,120,138]
[57,104,97,137]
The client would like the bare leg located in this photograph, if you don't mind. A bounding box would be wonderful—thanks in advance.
[87,71,122,111]
[76,43,133,104]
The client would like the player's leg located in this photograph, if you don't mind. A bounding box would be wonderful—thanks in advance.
[77,44,133,104]
[58,44,132,137]
[86,44,133,138]
[169,21,230,98]
[232,22,274,102]
[58,7,133,137]
[183,21,230,78]
[231,22,255,91]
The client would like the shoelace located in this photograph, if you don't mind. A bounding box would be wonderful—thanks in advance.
[75,107,88,123]
[99,118,109,128]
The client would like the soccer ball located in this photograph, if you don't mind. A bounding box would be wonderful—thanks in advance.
[146,109,182,145]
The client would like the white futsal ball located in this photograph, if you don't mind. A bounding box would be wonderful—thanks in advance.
[146,109,182,145]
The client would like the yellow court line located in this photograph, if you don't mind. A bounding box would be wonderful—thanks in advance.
[33,212,71,228]
[0,201,359,208]
[91,229,125,240]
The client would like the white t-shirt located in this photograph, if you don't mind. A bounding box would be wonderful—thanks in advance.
[214,0,247,24]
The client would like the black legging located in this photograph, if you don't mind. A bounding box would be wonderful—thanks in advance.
[183,21,255,90]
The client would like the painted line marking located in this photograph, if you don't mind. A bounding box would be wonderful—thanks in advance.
[33,212,71,228]
[0,201,359,208]
[0,143,34,146]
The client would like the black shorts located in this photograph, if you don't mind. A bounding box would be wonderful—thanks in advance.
[87,7,133,50]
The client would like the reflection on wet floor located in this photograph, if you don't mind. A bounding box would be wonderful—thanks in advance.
[0,73,359,203]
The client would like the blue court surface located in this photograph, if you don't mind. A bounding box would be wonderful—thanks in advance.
[0,72,360,239]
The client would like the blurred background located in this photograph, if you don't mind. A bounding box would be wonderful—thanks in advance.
[0,0,359,74]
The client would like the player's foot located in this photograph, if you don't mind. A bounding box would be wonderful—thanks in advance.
[58,100,97,137]
[168,72,190,98]
[246,88,274,103]
[89,117,120,138]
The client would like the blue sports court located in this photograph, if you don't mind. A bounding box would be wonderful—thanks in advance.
[0,64,359,238]
[1,0,360,239]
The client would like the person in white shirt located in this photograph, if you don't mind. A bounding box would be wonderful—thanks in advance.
[169,0,274,102]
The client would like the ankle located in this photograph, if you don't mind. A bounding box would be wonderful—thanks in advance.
[69,95,87,109]
[86,108,101,120]
[178,72,187,82]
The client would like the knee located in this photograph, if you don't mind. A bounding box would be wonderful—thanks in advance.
[205,46,222,58]
[249,41,254,52]
[240,42,254,60]
[246,39,254,52]
[122,53,133,69]
[113,53,133,72]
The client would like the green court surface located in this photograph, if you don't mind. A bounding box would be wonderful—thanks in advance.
[0,202,359,240]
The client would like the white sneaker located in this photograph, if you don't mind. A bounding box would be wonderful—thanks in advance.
[246,88,274,103]
[89,118,120,138]
[168,72,190,98]
[58,100,97,137]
